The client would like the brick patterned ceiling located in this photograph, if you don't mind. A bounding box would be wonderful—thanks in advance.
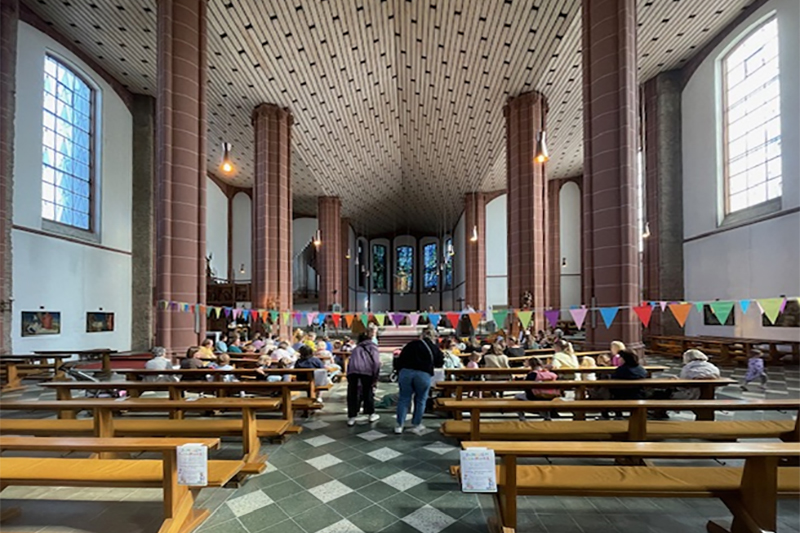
[23,0,753,233]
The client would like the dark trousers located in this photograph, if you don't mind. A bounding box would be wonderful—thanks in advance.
[347,373,375,418]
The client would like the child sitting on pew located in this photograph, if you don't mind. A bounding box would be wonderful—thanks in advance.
[577,356,597,381]
[516,358,560,421]
[209,353,236,382]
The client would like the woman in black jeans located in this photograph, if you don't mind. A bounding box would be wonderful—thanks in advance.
[346,332,382,426]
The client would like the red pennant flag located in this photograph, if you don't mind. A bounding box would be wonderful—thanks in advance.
[633,305,653,327]
[468,312,481,329]
[668,303,693,327]
[331,313,341,328]
[343,314,354,327]
[445,312,460,329]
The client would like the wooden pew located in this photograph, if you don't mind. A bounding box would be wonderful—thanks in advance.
[0,398,284,474]
[39,379,318,419]
[438,398,800,441]
[435,378,737,420]
[444,366,668,379]
[458,440,800,533]
[648,334,800,365]
[0,354,70,383]
[0,436,242,533]
[0,360,24,393]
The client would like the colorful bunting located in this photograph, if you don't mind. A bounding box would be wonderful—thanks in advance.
[281,312,290,325]
[317,312,327,325]
[758,298,784,325]
[360,313,369,327]
[659,301,668,312]
[709,301,735,325]
[391,313,405,327]
[445,312,461,329]
[331,313,341,328]
[740,300,751,314]
[491,309,509,330]
[694,302,704,314]
[667,303,692,327]
[517,310,532,329]
[408,313,420,327]
[544,309,560,329]
[343,314,354,327]
[633,304,653,327]
[468,312,481,330]
[428,313,441,329]
[599,307,619,329]
[569,307,588,330]
[374,314,386,326]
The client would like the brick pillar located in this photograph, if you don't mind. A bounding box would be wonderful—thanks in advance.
[0,0,17,354]
[464,192,486,311]
[155,0,207,352]
[131,95,156,350]
[317,196,342,311]
[643,71,684,337]
[581,0,642,351]
[505,91,547,330]
[251,103,292,337]
[546,179,561,312]
[340,217,351,311]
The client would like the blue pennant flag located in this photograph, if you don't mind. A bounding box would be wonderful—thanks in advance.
[318,312,327,325]
[428,313,441,328]
[740,300,751,314]
[599,307,620,329]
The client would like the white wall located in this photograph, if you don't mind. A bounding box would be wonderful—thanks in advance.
[454,213,466,310]
[230,192,252,281]
[485,194,508,308]
[559,182,582,317]
[682,0,800,340]
[393,235,417,311]
[369,238,391,312]
[205,178,228,280]
[12,22,133,351]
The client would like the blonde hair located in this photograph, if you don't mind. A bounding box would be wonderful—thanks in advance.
[469,352,482,362]
[316,340,327,351]
[580,356,596,369]
[610,341,626,354]
[257,354,270,366]
[218,354,231,365]
[596,354,612,366]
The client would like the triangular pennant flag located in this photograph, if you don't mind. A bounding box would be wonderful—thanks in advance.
[428,313,441,328]
[468,312,481,329]
[360,313,369,327]
[391,313,405,327]
[445,312,461,329]
[739,300,751,314]
[569,307,588,329]
[214,307,222,319]
[374,314,386,326]
[709,301,735,325]
[206,306,214,317]
[306,312,318,326]
[262,310,270,322]
[667,303,692,327]
[633,304,653,328]
[331,313,341,328]
[318,312,327,325]
[196,304,205,316]
[293,312,304,325]
[269,311,278,323]
[544,309,560,329]
[232,308,241,319]
[695,302,705,314]
[344,314,354,327]
[517,310,532,329]
[241,309,250,321]
[659,301,668,312]
[758,298,784,325]
[224,307,232,318]
[780,298,788,313]
[491,309,509,330]
[599,307,620,329]
[281,311,291,324]
[408,313,420,327]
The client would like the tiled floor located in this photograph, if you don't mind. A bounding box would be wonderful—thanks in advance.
[1,356,799,533]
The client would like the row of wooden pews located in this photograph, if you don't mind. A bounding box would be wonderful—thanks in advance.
[648,334,800,365]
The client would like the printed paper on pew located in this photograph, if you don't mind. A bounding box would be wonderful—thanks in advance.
[431,368,445,386]
[177,444,208,486]
[459,448,497,493]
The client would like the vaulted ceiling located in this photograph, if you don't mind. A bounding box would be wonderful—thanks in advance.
[23,0,753,234]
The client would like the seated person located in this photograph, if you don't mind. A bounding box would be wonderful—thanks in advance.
[315,341,342,381]
[441,338,463,369]
[215,333,228,353]
[255,356,293,383]
[577,356,597,381]
[596,353,612,367]
[609,340,626,367]
[673,349,720,400]
[516,359,560,420]
[505,337,525,358]
[144,346,175,382]
[198,338,216,360]
[602,350,647,419]
[227,334,244,353]
[551,340,579,369]
[179,346,206,381]
[295,345,330,402]
[341,336,356,352]
[251,332,266,351]
[209,353,236,382]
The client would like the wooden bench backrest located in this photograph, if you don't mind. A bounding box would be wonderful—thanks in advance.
[438,398,800,412]
[436,378,736,389]
[0,436,221,452]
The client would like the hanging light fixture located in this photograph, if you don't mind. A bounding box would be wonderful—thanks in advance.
[469,192,479,242]
[470,225,479,242]
[239,263,246,274]
[642,221,651,239]
[561,257,567,268]
[345,247,351,260]
[534,102,549,164]
[313,229,322,247]
[220,142,235,175]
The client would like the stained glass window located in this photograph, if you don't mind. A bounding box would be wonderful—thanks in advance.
[723,17,781,213]
[395,246,413,293]
[42,56,94,231]
[423,242,438,291]
[444,238,453,289]
[372,244,387,292]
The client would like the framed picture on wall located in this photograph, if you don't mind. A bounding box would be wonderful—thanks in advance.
[86,312,115,333]
[703,305,735,326]
[21,311,61,337]
[763,300,800,328]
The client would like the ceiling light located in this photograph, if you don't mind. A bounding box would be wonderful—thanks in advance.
[220,142,235,175]
[345,248,351,260]
[239,263,245,274]
[470,225,478,242]
[313,229,322,247]
[561,257,567,268]
[534,131,549,164]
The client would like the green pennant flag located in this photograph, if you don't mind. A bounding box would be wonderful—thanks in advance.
[281,311,291,324]
[491,309,509,331]
[758,298,784,325]
[269,311,278,323]
[360,313,370,327]
[374,314,386,326]
[695,302,704,314]
[709,301,735,325]
[517,310,532,329]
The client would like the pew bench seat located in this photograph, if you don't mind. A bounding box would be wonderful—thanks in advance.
[0,457,242,488]
[441,419,796,441]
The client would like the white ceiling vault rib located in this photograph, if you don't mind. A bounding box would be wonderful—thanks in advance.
[23,0,753,234]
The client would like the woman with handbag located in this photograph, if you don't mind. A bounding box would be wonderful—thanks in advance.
[394,327,445,435]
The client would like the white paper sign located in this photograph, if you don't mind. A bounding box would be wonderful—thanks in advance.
[459,448,497,493]
[177,444,208,486]
[432,368,446,386]
[313,369,329,387]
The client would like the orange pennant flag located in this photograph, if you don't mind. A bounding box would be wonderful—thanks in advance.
[468,312,481,329]
[667,302,693,327]
[343,313,354,327]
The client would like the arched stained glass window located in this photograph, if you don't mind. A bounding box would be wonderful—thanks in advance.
[444,238,453,289]
[42,55,94,231]
[395,246,414,293]
[372,244,387,292]
[722,17,781,213]
[423,242,438,291]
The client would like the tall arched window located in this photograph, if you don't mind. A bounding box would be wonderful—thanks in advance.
[444,238,453,289]
[722,17,781,214]
[395,246,414,293]
[42,55,95,231]
[372,244,387,292]
[423,242,439,291]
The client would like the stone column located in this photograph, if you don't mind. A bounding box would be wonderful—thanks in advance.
[131,95,155,350]
[155,0,207,352]
[581,0,642,351]
[464,192,486,311]
[546,179,561,312]
[317,196,342,311]
[340,217,351,311]
[251,103,292,336]
[0,0,18,354]
[643,71,684,336]
[505,91,547,330]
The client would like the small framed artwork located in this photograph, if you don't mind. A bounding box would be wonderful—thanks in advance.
[21,311,61,337]
[86,312,115,333]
